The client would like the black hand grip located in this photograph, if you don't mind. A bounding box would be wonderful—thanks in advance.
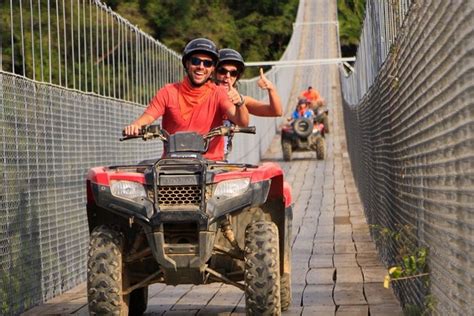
[235,126,256,134]
[120,135,142,141]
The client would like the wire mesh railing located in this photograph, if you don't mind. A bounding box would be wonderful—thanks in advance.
[339,0,473,314]
[1,0,183,105]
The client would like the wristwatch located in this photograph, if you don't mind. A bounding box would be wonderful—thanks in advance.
[235,94,245,108]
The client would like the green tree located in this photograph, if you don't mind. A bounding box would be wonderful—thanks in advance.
[103,0,298,78]
[338,0,365,56]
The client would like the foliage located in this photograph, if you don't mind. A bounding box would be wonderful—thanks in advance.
[337,0,366,56]
[371,224,434,315]
[104,0,299,78]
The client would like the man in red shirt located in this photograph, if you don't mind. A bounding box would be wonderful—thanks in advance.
[123,38,249,161]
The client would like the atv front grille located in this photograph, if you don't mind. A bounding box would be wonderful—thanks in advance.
[158,185,202,207]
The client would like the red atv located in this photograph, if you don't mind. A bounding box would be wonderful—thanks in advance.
[86,125,293,315]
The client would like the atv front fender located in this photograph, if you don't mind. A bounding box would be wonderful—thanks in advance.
[207,180,271,223]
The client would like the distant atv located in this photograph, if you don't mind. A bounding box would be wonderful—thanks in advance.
[86,125,293,315]
[281,109,327,161]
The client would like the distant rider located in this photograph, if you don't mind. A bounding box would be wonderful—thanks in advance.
[292,99,314,120]
[299,86,329,132]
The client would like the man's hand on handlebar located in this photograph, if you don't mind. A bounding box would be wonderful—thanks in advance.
[123,124,142,136]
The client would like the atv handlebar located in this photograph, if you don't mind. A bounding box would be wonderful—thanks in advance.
[120,124,256,142]
[234,126,256,134]
[120,125,166,142]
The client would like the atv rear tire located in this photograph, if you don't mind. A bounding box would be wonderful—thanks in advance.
[129,287,148,315]
[87,225,129,316]
[315,136,326,160]
[280,272,292,311]
[244,221,281,315]
[282,140,292,161]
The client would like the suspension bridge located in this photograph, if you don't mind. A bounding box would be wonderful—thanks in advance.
[1,0,472,315]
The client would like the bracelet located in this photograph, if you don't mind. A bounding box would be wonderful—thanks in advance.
[235,94,245,108]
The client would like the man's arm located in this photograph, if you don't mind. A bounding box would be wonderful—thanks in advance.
[124,88,166,135]
[123,113,156,136]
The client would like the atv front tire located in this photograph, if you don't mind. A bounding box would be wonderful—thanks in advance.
[87,225,129,316]
[282,140,292,162]
[315,136,326,160]
[244,221,281,315]
[280,272,292,311]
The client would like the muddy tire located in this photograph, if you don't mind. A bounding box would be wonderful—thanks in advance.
[280,273,292,311]
[322,114,329,133]
[129,287,148,315]
[282,140,292,162]
[87,225,129,316]
[244,221,281,315]
[315,136,326,160]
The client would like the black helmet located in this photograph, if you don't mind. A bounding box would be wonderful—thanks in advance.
[217,48,245,74]
[182,38,219,67]
[298,98,309,105]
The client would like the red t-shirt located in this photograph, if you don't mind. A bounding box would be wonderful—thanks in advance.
[144,81,232,160]
[301,89,320,102]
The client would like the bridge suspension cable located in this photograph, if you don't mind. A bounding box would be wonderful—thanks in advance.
[244,57,355,68]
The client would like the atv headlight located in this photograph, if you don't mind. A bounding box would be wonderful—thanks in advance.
[214,178,250,199]
[110,181,146,200]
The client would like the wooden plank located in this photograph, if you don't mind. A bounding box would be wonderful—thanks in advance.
[364,283,401,307]
[302,305,336,315]
[21,283,87,316]
[362,267,388,283]
[336,304,368,315]
[333,253,357,267]
[302,285,335,306]
[309,254,334,268]
[336,267,363,283]
[197,284,243,315]
[334,283,366,305]
[306,268,335,285]
[146,285,193,314]
[172,284,222,310]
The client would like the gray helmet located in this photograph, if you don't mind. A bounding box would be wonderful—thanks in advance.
[217,48,245,74]
[182,38,219,67]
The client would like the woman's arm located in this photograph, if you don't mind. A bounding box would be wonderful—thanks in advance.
[245,68,282,117]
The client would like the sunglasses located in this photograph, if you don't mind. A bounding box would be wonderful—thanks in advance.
[217,67,240,77]
[190,56,214,68]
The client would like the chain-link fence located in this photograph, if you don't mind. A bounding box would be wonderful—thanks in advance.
[1,0,183,104]
[1,73,161,314]
[0,0,307,314]
[340,1,473,314]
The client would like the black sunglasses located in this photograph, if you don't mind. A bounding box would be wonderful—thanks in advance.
[217,67,240,77]
[190,56,214,68]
